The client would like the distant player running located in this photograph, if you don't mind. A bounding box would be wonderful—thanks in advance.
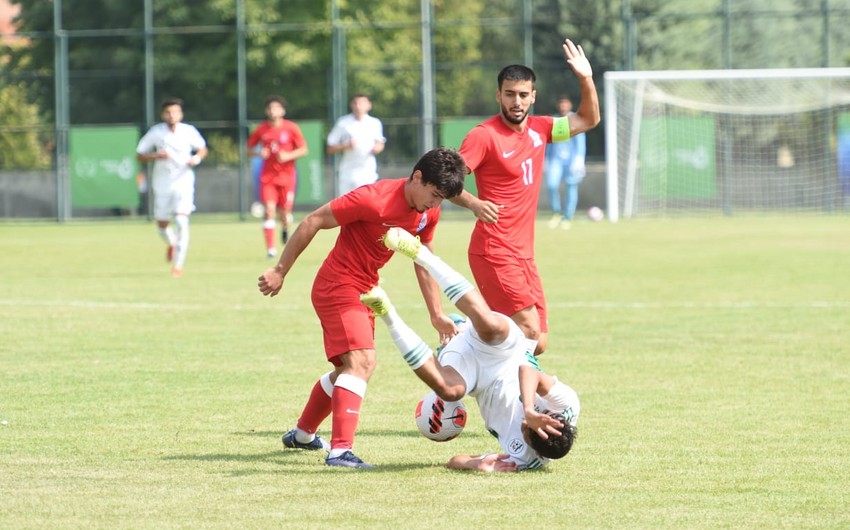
[361,227,581,472]
[257,148,466,469]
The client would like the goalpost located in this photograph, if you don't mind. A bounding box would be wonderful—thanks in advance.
[604,68,850,221]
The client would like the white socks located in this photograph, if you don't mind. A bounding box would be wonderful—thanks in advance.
[410,247,474,305]
[377,311,433,370]
[173,215,190,269]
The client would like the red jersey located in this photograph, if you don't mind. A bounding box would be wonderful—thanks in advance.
[316,179,440,292]
[247,120,306,185]
[459,114,554,258]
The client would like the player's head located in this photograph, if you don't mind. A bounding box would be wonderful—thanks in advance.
[160,97,184,126]
[406,147,466,211]
[497,64,536,89]
[556,95,573,115]
[350,93,372,117]
[265,95,287,120]
[526,412,577,460]
[496,65,536,125]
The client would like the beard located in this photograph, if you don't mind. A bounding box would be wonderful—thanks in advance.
[500,104,529,125]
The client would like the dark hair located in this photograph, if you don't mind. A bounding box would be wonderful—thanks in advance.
[497,65,536,89]
[528,412,576,460]
[265,95,287,108]
[160,97,184,111]
[411,147,467,199]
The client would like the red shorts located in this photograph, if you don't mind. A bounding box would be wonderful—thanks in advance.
[260,176,296,211]
[311,278,375,365]
[468,253,548,333]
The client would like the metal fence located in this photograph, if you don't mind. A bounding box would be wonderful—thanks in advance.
[2,0,849,220]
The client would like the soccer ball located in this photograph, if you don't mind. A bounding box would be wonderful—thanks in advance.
[587,206,604,222]
[249,201,265,219]
[415,391,467,442]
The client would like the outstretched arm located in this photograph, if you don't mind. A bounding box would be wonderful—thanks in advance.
[562,38,600,137]
[257,203,338,297]
[447,453,517,473]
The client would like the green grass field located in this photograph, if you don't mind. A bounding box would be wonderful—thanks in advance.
[1,214,848,529]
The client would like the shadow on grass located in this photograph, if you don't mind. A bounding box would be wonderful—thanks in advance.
[235,428,490,440]
[160,428,489,474]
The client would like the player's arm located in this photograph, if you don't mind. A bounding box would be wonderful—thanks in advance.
[415,241,457,344]
[447,453,517,473]
[278,144,308,163]
[449,189,502,224]
[189,146,208,167]
[258,203,339,298]
[519,365,563,439]
[562,38,600,138]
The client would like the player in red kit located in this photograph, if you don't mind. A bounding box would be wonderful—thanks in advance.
[257,147,467,468]
[453,39,600,358]
[247,95,308,257]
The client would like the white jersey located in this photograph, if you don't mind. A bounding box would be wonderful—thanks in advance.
[327,113,385,194]
[438,313,579,470]
[136,122,206,194]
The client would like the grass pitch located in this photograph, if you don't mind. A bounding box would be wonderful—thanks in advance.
[1,214,848,529]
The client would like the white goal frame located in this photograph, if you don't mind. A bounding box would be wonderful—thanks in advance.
[604,68,850,222]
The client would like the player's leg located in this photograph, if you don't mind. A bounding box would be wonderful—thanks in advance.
[310,282,376,468]
[360,286,466,401]
[279,181,295,245]
[169,190,194,277]
[381,229,510,344]
[260,181,278,257]
[282,369,333,451]
[154,191,177,263]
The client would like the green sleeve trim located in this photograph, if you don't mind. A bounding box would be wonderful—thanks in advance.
[551,117,571,143]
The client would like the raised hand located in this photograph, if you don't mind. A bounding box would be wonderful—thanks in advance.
[563,38,593,79]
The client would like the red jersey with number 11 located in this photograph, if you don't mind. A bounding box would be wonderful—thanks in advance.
[459,115,554,258]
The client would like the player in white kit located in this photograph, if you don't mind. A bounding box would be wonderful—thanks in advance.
[361,227,580,472]
[136,97,208,277]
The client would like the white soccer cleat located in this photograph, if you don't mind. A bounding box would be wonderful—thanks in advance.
[360,285,394,318]
[382,227,421,260]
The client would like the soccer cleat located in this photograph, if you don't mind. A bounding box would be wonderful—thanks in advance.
[547,214,562,229]
[281,229,288,245]
[560,219,572,231]
[325,450,374,469]
[267,247,277,259]
[282,429,329,451]
[360,286,393,317]
[382,227,421,260]
[170,267,183,278]
[166,245,175,263]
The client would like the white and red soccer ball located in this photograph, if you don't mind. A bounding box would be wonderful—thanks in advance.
[587,206,604,222]
[415,391,467,442]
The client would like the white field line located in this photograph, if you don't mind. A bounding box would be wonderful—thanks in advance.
[1,299,849,310]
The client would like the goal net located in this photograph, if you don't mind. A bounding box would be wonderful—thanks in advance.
[604,68,850,221]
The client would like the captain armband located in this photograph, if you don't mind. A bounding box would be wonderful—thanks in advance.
[551,117,572,143]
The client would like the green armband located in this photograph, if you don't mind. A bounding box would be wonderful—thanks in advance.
[551,116,571,143]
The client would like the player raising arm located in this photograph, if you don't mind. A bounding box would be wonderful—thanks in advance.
[451,38,600,358]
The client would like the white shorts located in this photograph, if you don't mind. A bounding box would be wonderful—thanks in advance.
[437,313,525,396]
[154,187,195,221]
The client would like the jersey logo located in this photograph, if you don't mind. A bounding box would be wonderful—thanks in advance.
[415,212,428,233]
[507,437,525,455]
[502,149,516,158]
